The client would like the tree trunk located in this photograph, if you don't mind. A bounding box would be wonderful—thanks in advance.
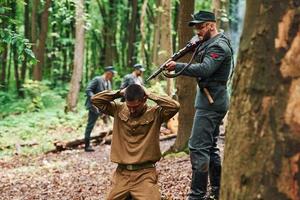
[221,1,300,199]
[170,0,196,152]
[21,0,30,83]
[158,0,173,95]
[33,0,51,81]
[31,0,39,53]
[96,0,117,67]
[0,46,7,90]
[139,0,148,65]
[152,0,161,67]
[212,0,221,28]
[127,0,138,67]
[11,0,23,97]
[66,0,85,112]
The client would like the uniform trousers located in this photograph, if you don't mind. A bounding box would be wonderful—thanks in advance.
[107,167,160,200]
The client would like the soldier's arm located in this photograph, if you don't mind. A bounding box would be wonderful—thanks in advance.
[120,75,129,89]
[91,90,122,116]
[175,45,227,78]
[147,92,180,122]
[86,78,98,97]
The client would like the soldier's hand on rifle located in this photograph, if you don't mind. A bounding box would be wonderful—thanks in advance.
[120,88,126,97]
[165,61,176,71]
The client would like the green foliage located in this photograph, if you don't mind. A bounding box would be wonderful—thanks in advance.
[195,1,212,11]
[0,1,36,64]
[0,93,87,158]
[22,80,63,112]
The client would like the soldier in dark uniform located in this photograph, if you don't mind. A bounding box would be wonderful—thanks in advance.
[165,11,233,200]
[120,63,145,89]
[83,66,116,152]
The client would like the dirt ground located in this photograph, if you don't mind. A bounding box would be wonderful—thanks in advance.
[0,135,224,200]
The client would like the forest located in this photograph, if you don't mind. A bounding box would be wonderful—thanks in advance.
[0,0,299,199]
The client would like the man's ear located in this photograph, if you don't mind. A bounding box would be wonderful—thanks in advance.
[142,95,147,102]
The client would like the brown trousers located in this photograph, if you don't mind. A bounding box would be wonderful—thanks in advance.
[106,167,161,200]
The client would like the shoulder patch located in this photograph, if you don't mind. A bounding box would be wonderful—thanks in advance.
[210,53,219,59]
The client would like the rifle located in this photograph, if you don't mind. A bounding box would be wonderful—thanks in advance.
[146,36,215,104]
[146,36,202,82]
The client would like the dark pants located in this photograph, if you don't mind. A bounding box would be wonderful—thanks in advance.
[84,109,100,147]
[188,109,226,200]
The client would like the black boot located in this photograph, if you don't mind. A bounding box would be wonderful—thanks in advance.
[188,170,208,200]
[84,139,94,152]
[208,164,221,200]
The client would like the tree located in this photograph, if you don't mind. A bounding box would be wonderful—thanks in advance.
[127,0,139,68]
[221,1,300,199]
[151,0,173,95]
[66,0,85,112]
[21,0,30,83]
[170,0,196,151]
[32,0,51,81]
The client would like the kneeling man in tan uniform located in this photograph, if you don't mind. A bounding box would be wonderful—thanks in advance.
[92,84,180,200]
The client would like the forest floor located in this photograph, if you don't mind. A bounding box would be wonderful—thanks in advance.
[0,129,225,200]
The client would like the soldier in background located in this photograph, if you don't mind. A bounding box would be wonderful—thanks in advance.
[120,63,145,89]
[83,66,116,152]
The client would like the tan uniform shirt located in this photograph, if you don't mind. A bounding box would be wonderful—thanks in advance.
[91,90,180,164]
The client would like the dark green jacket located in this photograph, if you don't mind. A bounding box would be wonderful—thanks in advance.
[85,76,112,109]
[175,33,233,112]
[120,73,144,89]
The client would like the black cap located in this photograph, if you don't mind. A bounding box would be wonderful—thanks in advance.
[133,63,145,72]
[104,66,117,74]
[188,10,216,27]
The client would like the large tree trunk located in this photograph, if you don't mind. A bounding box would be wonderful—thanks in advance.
[221,1,300,199]
[170,0,196,152]
[66,0,85,112]
[32,0,51,81]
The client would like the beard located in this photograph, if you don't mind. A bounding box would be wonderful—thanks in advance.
[202,30,211,42]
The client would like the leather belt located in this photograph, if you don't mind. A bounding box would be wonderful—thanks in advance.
[118,162,155,171]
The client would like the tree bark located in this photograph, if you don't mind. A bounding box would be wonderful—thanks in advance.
[33,0,51,81]
[221,1,300,199]
[66,0,85,112]
[170,0,196,152]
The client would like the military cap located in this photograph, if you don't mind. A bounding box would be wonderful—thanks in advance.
[188,10,216,27]
[133,63,145,72]
[104,66,117,74]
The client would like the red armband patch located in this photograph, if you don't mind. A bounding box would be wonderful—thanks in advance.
[210,53,219,59]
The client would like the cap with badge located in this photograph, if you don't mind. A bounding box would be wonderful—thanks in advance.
[188,10,216,27]
[104,66,117,74]
[133,63,145,72]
